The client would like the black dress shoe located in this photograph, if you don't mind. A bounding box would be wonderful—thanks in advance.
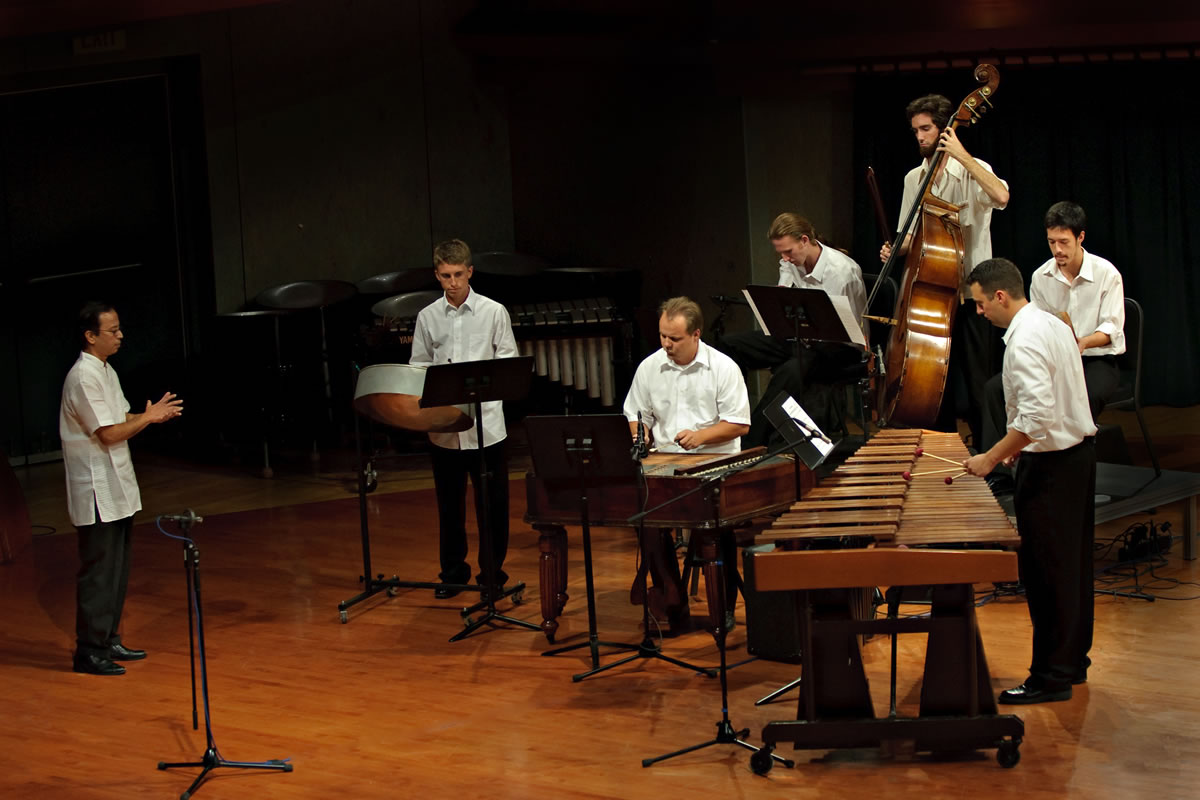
[998,682,1071,705]
[109,643,147,661]
[434,584,462,599]
[73,653,125,676]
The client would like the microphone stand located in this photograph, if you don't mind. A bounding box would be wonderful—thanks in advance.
[157,511,293,798]
[633,439,818,770]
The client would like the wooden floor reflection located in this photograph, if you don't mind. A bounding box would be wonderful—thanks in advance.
[2,405,1199,799]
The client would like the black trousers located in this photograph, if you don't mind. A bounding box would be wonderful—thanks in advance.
[1013,437,1096,690]
[717,330,858,447]
[429,441,510,587]
[76,512,134,658]
[980,355,1121,457]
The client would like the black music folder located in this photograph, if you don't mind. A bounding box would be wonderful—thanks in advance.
[742,284,866,348]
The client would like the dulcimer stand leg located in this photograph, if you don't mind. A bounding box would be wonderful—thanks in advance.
[337,389,479,624]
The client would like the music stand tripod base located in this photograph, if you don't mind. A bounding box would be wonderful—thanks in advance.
[525,414,715,681]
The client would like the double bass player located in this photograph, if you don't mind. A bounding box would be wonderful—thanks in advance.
[881,93,1011,448]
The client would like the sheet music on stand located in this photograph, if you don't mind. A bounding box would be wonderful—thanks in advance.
[742,285,866,349]
[763,392,833,470]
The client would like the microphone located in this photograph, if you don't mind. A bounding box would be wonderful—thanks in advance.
[791,416,832,445]
[632,412,648,461]
[160,509,204,525]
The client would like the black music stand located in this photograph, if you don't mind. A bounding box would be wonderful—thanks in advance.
[157,513,292,798]
[421,356,542,641]
[744,284,869,436]
[532,414,713,681]
[742,284,863,349]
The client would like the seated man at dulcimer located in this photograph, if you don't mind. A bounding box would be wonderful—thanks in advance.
[624,296,751,632]
[979,201,1124,495]
[717,212,867,446]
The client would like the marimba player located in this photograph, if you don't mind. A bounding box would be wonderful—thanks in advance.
[963,258,1097,704]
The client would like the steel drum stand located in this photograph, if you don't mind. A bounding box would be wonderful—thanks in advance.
[336,394,480,622]
[157,513,292,798]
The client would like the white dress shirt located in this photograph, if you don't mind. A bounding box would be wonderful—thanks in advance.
[1030,250,1125,357]
[1002,303,1098,452]
[899,156,1009,297]
[59,352,141,526]
[777,244,868,334]
[410,288,518,450]
[623,341,751,455]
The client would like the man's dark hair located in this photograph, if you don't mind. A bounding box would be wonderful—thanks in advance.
[905,94,953,131]
[967,258,1026,300]
[1044,201,1087,238]
[78,300,114,348]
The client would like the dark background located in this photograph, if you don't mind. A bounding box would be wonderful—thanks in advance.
[0,0,1196,461]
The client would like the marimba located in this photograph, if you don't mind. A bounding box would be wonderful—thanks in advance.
[746,429,1025,771]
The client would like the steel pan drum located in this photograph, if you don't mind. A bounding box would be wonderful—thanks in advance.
[370,290,442,320]
[352,364,472,433]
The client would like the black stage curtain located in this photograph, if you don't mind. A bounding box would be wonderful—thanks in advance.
[851,60,1200,407]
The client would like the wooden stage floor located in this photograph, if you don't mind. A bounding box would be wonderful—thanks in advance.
[3,407,1200,799]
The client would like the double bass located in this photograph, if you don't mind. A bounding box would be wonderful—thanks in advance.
[870,64,1000,428]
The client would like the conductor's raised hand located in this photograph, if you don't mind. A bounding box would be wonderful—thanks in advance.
[145,391,184,423]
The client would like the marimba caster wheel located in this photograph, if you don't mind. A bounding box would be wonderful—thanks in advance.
[362,464,378,493]
[339,610,348,624]
[750,747,774,775]
[997,740,1021,768]
[386,586,399,597]
[462,615,473,628]
[510,589,524,604]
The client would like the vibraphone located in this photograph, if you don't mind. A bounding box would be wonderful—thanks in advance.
[745,429,1026,771]
[511,297,630,407]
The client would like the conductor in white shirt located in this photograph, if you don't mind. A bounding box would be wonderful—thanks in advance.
[410,239,519,600]
[60,302,183,675]
[963,259,1097,705]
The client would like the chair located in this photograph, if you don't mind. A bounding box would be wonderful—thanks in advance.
[1103,297,1161,476]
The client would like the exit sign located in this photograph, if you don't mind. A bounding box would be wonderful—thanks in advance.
[73,30,127,55]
